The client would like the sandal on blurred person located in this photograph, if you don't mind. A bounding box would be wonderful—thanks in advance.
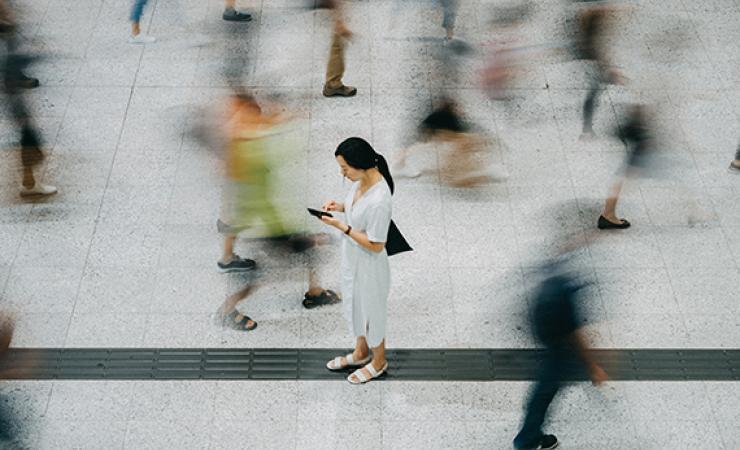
[223,310,257,331]
[302,289,341,309]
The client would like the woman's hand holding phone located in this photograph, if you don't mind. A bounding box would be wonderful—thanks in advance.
[322,200,343,213]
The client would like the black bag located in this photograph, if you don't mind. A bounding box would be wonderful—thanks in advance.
[385,220,412,256]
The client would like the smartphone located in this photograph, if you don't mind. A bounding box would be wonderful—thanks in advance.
[307,208,333,219]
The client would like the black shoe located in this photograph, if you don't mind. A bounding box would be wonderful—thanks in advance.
[730,160,740,172]
[5,73,39,90]
[217,255,256,273]
[222,8,252,22]
[538,435,558,449]
[597,215,631,230]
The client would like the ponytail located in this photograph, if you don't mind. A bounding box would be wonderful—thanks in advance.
[374,153,394,195]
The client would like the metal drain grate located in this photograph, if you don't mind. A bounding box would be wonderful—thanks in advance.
[1,348,738,381]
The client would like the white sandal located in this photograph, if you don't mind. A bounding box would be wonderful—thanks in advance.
[347,362,388,385]
[326,353,371,371]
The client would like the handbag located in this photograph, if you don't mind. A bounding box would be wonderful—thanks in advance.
[385,220,412,256]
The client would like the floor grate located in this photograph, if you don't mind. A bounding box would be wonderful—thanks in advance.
[1,348,738,381]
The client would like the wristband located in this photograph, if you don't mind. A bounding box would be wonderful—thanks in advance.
[344,225,352,235]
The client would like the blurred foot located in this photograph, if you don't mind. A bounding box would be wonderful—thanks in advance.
[597,215,630,230]
[129,34,156,44]
[223,8,252,22]
[323,84,357,97]
[730,160,740,172]
[538,434,558,449]
[217,255,256,272]
[579,130,595,141]
[20,183,57,197]
[7,73,40,89]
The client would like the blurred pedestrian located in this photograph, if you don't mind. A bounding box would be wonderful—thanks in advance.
[129,0,155,44]
[322,0,356,97]
[216,93,336,330]
[395,99,504,186]
[730,142,740,172]
[321,138,393,384]
[217,93,284,274]
[598,104,653,229]
[222,0,252,22]
[0,314,20,443]
[571,1,625,140]
[512,263,608,450]
[1,0,55,197]
[440,0,459,42]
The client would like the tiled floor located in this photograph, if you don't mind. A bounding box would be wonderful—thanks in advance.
[0,0,738,448]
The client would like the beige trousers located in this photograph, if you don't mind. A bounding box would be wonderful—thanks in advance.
[325,31,346,88]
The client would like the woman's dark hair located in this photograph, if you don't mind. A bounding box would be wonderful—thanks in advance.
[335,137,394,195]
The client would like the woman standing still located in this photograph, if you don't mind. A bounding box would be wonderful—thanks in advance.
[320,137,393,384]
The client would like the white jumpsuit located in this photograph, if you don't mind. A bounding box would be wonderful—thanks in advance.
[341,180,392,347]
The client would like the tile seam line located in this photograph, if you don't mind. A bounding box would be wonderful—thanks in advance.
[60,0,152,347]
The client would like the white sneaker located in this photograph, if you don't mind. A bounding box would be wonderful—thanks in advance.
[129,34,156,44]
[20,183,57,197]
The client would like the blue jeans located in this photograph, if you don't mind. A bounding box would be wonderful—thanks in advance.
[130,0,149,23]
[513,350,570,449]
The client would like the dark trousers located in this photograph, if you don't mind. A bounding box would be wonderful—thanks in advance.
[735,142,740,161]
[513,351,566,449]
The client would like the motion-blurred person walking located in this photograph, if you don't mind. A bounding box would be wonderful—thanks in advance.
[730,142,740,172]
[513,262,607,449]
[1,0,55,197]
[394,99,504,186]
[216,93,334,330]
[223,0,252,22]
[129,0,155,44]
[322,0,356,97]
[571,1,625,140]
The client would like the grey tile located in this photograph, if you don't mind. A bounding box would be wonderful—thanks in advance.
[667,266,740,316]
[296,419,381,450]
[382,420,472,450]
[65,312,148,347]
[586,229,664,269]
[381,382,466,421]
[449,267,526,316]
[634,420,726,450]
[208,419,296,449]
[610,313,690,348]
[299,312,353,348]
[213,381,298,422]
[75,57,140,87]
[3,266,82,314]
[655,226,735,269]
[127,381,216,422]
[150,268,226,314]
[15,222,95,268]
[86,222,165,269]
[0,224,25,266]
[446,225,520,268]
[297,381,382,422]
[595,268,679,316]
[37,420,127,450]
[684,314,740,348]
[11,311,71,347]
[142,313,220,347]
[46,381,135,422]
[75,266,156,314]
